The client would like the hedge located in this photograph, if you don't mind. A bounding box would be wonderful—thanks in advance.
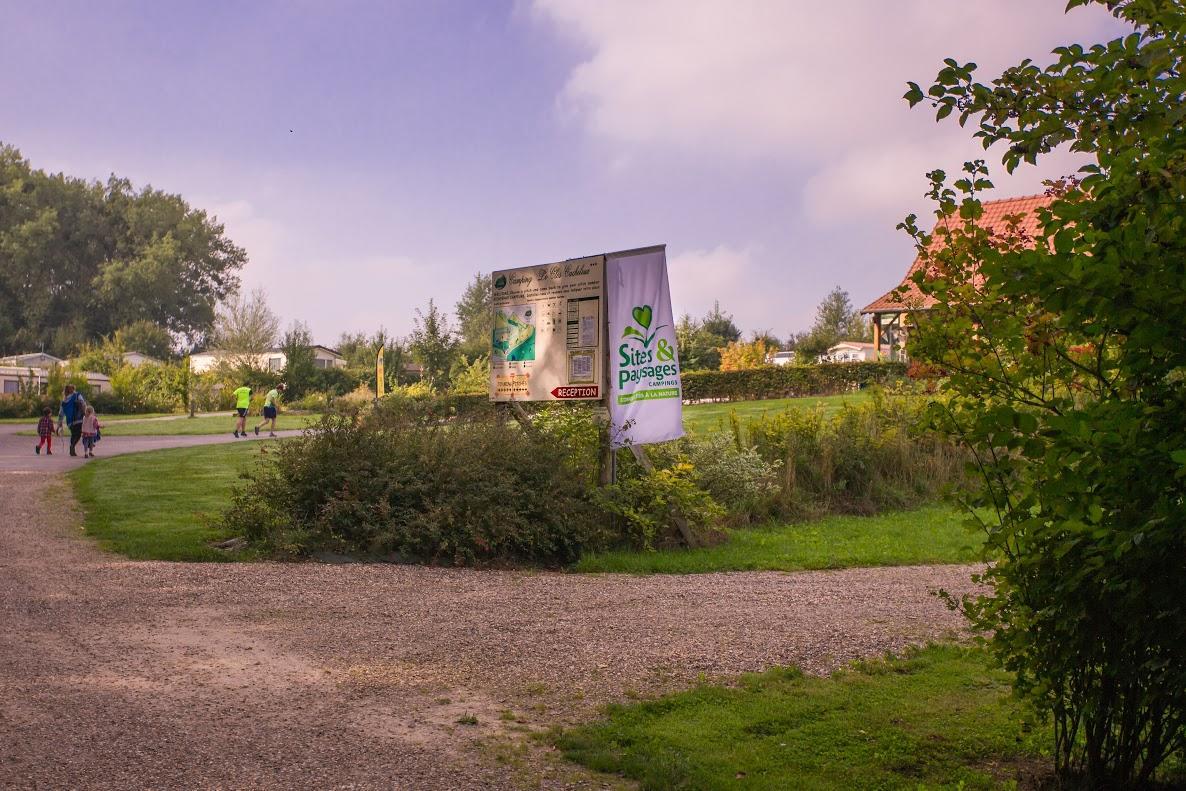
[679,362,907,403]
[376,361,906,413]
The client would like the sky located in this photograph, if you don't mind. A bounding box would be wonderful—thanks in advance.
[1,1,1127,345]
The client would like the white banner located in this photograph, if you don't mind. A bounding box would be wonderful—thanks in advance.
[607,247,684,447]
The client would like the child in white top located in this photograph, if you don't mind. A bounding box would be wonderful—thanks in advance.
[81,405,102,458]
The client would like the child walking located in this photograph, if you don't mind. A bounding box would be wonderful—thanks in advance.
[81,405,102,458]
[35,407,54,455]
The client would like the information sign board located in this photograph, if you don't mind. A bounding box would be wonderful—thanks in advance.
[490,255,604,401]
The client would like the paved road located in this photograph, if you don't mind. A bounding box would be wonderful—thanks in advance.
[0,420,303,472]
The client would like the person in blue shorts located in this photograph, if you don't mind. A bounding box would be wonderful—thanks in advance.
[254,383,285,437]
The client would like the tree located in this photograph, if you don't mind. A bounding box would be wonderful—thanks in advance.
[279,321,316,397]
[701,301,742,346]
[718,339,772,371]
[676,302,743,371]
[454,272,492,362]
[0,145,245,355]
[750,329,782,351]
[115,320,175,360]
[408,299,459,389]
[449,354,489,395]
[903,3,1186,784]
[793,287,870,361]
[212,288,279,367]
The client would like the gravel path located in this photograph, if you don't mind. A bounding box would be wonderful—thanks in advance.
[0,441,981,789]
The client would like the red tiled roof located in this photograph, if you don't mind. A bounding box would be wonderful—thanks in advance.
[862,193,1055,314]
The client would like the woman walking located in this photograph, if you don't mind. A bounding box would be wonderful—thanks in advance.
[57,385,86,457]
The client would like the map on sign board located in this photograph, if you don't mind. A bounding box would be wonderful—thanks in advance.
[490,255,604,401]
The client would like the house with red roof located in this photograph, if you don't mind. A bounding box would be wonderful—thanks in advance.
[861,193,1055,359]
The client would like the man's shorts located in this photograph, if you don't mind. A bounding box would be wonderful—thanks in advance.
[236,407,248,417]
[263,406,277,419]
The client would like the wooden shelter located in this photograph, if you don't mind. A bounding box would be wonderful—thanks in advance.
[861,194,1055,359]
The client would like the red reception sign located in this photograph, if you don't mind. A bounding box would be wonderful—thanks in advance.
[550,386,600,399]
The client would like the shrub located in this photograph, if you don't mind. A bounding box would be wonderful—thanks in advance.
[675,432,781,521]
[0,370,56,418]
[902,3,1186,783]
[106,362,188,413]
[745,389,964,520]
[285,391,331,412]
[679,361,906,402]
[220,407,608,566]
[594,463,725,550]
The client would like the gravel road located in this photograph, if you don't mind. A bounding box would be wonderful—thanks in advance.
[0,438,981,789]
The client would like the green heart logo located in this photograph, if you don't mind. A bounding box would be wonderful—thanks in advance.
[632,305,653,329]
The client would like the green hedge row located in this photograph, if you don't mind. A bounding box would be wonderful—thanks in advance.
[679,362,908,402]
[369,362,907,412]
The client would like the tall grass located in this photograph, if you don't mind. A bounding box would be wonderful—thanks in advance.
[740,389,964,521]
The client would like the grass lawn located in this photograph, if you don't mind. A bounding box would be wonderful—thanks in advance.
[554,644,1045,790]
[22,413,320,436]
[682,392,871,435]
[69,441,283,561]
[0,412,174,425]
[574,505,982,574]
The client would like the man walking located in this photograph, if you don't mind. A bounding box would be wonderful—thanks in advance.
[231,383,252,438]
[254,383,285,437]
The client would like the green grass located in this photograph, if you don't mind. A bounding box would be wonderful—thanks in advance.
[682,392,871,435]
[69,441,283,561]
[554,644,1045,790]
[574,505,982,574]
[0,411,174,424]
[21,413,319,436]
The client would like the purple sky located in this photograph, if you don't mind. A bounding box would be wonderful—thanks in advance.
[1,1,1126,345]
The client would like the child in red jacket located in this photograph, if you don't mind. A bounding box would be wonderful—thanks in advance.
[35,407,54,455]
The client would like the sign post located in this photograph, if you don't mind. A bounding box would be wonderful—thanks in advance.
[489,245,683,483]
[489,256,605,403]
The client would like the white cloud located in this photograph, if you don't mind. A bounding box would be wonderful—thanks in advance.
[537,0,1114,156]
[201,198,285,286]
[534,0,1120,220]
[669,244,773,328]
[801,139,1095,227]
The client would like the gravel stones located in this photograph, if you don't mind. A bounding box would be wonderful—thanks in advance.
[0,470,980,789]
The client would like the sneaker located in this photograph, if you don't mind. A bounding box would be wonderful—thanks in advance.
[35,445,40,455]
[254,425,260,435]
[233,430,239,438]
[46,450,52,455]
[268,432,277,438]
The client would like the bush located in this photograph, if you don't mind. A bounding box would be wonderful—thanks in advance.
[745,389,964,520]
[105,362,188,413]
[679,361,906,402]
[220,406,609,566]
[680,432,781,521]
[284,391,331,412]
[594,463,725,550]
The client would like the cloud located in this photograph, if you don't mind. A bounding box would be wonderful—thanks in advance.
[801,139,1095,227]
[534,0,1121,222]
[201,199,285,285]
[536,1,1115,157]
[668,244,774,328]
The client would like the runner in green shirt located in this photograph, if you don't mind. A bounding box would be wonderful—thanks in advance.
[231,385,251,438]
[254,383,285,437]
